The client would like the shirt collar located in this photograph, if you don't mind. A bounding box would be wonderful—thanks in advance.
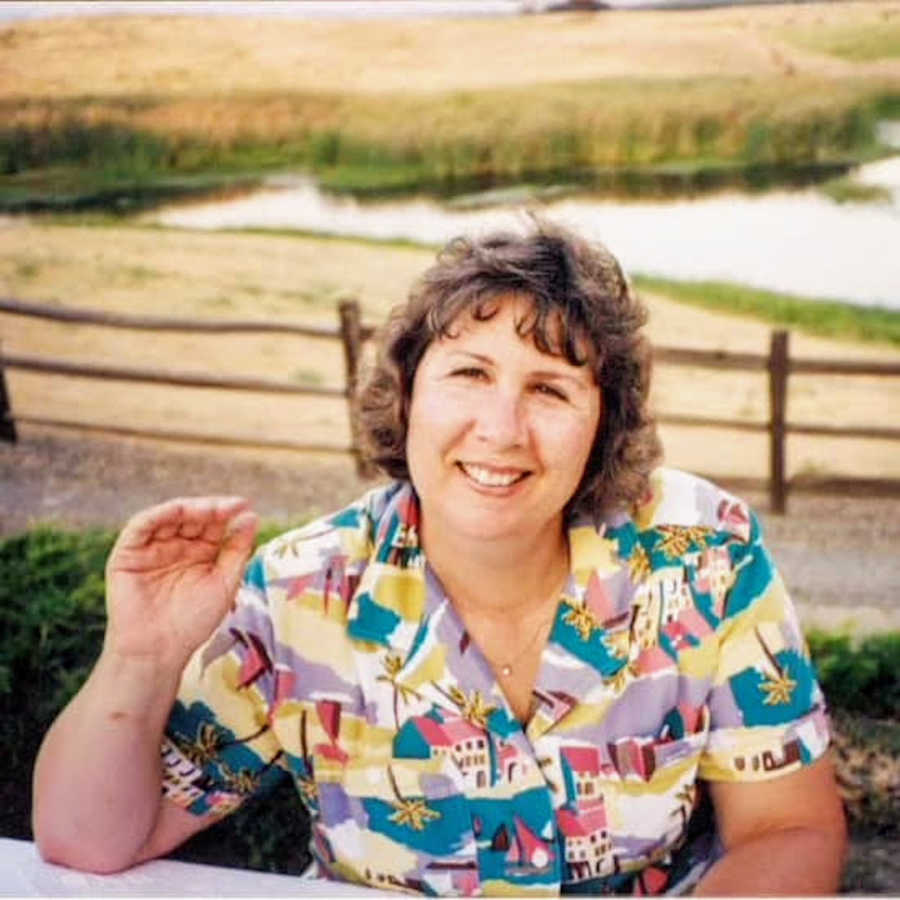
[346,482,639,737]
[346,481,427,651]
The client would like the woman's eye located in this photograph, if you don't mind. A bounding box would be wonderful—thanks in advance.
[451,367,487,380]
[533,383,568,401]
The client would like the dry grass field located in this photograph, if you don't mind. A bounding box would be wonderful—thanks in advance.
[3,2,899,98]
[1,220,897,485]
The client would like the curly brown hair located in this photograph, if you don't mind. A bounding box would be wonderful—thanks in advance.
[356,220,662,517]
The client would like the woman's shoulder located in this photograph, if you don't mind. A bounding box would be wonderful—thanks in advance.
[628,467,756,545]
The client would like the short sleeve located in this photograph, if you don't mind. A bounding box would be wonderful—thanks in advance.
[160,551,289,818]
[698,511,830,782]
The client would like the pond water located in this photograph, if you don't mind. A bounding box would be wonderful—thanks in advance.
[0,2,525,24]
[0,1,709,24]
[151,155,900,310]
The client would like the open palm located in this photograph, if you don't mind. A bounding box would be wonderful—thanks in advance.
[104,496,259,670]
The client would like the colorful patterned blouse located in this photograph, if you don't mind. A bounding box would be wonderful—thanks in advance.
[161,468,829,896]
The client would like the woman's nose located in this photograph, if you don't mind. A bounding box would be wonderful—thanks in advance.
[472,387,527,448]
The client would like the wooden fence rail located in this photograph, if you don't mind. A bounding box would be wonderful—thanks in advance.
[2,297,899,512]
[0,297,377,340]
[0,297,370,467]
[0,351,347,397]
[654,330,900,511]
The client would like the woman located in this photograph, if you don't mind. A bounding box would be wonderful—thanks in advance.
[33,223,846,895]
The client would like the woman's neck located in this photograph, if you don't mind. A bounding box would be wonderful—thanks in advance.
[421,521,570,622]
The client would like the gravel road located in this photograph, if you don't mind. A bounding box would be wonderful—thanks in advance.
[2,428,898,633]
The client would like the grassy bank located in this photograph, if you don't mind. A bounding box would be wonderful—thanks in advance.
[2,4,899,206]
[1,83,896,208]
[4,219,899,352]
[633,275,900,348]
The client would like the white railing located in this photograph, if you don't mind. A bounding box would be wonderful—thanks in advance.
[1,838,390,898]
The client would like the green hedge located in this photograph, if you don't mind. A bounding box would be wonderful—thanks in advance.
[807,630,900,721]
[2,525,897,871]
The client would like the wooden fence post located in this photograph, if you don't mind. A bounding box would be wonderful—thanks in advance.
[768,330,789,514]
[338,299,367,477]
[0,341,18,443]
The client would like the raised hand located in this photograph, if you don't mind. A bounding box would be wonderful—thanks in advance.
[103,496,259,671]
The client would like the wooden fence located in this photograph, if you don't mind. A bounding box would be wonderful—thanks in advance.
[653,335,900,511]
[0,297,375,469]
[2,296,899,512]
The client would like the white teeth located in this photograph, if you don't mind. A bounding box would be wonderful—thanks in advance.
[461,464,523,487]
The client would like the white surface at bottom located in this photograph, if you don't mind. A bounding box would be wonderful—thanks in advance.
[0,838,394,897]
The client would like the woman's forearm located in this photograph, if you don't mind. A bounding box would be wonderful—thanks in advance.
[32,650,183,873]
[692,825,846,896]
[33,497,259,873]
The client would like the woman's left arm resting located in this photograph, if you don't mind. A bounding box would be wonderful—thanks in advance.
[693,754,847,896]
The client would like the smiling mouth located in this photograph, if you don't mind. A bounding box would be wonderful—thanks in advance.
[457,462,531,488]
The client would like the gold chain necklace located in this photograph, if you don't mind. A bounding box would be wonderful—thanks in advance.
[495,606,558,678]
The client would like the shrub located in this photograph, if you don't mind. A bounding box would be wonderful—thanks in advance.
[0,527,111,841]
[808,630,900,721]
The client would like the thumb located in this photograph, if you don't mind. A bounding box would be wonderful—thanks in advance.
[217,509,260,600]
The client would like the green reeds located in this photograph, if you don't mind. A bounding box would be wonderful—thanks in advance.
[1,80,897,206]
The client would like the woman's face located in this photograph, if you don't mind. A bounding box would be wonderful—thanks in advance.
[406,294,602,550]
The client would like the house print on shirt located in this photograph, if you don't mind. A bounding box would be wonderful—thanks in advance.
[497,740,535,784]
[693,544,734,616]
[733,736,802,777]
[657,571,693,626]
[559,746,616,882]
[558,804,615,881]
[631,584,662,651]
[395,715,492,789]
[561,746,616,804]
[608,735,658,781]
[631,568,694,652]
[160,736,207,807]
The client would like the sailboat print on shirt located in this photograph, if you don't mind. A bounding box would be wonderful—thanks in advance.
[491,816,556,875]
[314,699,349,764]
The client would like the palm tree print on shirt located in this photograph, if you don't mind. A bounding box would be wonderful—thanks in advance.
[386,764,441,831]
[754,626,797,706]
[377,651,423,729]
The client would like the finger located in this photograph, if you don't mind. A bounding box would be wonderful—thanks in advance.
[113,498,187,552]
[155,521,181,541]
[217,509,260,599]
[197,496,255,545]
[175,497,249,542]
[114,497,248,551]
[177,519,205,540]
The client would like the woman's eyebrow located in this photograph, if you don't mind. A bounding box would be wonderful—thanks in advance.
[531,369,593,389]
[444,350,590,385]
[445,350,494,365]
